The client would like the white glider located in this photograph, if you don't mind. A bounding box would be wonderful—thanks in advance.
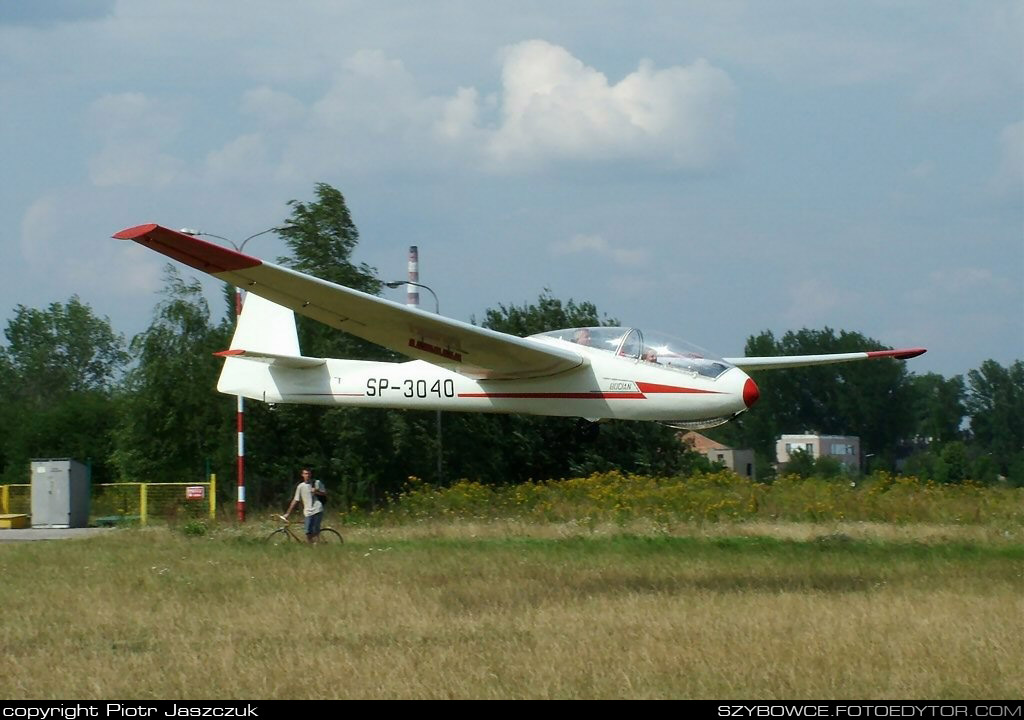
[114,224,926,429]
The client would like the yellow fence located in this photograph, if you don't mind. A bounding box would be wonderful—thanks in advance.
[1,476,217,526]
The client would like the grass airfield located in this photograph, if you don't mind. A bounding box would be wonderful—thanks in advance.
[1,519,1021,700]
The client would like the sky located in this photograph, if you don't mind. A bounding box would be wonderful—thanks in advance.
[1,0,1021,379]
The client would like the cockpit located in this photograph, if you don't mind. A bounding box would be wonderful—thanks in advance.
[531,327,733,380]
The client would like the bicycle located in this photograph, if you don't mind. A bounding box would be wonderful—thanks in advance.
[265,514,343,545]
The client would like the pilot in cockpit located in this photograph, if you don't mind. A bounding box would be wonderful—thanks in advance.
[574,328,592,346]
[642,348,659,363]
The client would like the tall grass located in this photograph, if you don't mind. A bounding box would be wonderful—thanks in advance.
[0,523,1021,699]
[354,470,1024,528]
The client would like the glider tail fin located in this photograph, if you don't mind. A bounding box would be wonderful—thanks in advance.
[228,292,301,356]
[216,293,316,399]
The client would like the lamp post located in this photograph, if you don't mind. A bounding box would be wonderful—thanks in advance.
[181,227,279,522]
[386,280,439,315]
[384,280,443,485]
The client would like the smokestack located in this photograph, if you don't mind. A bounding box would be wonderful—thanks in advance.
[407,245,419,308]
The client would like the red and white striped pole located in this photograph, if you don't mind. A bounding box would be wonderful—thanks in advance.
[179,226,279,523]
[235,288,246,522]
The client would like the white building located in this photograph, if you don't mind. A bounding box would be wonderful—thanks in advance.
[776,433,860,472]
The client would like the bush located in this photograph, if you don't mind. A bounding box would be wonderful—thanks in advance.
[347,469,1024,527]
[181,520,207,536]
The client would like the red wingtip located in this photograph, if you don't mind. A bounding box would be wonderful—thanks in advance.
[895,348,927,359]
[213,349,245,357]
[112,223,262,273]
[867,348,928,360]
[112,223,159,240]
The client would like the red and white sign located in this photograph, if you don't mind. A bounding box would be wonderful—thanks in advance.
[185,486,206,500]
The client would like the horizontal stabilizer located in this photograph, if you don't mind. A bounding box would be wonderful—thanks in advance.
[213,349,326,369]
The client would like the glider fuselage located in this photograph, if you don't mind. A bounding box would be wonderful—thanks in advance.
[218,344,756,426]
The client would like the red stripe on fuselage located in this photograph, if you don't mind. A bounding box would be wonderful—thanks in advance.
[460,381,721,400]
[458,392,646,400]
[634,382,722,395]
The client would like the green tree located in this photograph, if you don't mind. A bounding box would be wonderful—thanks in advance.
[965,359,1024,481]
[910,373,965,444]
[112,267,233,483]
[277,182,384,360]
[3,296,127,404]
[933,441,970,485]
[242,182,428,506]
[0,297,127,483]
[783,448,816,479]
[719,328,917,468]
[479,291,613,336]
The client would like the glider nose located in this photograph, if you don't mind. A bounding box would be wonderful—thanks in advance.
[742,376,759,408]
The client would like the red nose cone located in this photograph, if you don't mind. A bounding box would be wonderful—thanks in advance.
[743,377,760,408]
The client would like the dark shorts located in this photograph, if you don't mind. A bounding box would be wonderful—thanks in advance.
[304,511,323,537]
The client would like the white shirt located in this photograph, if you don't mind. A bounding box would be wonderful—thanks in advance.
[292,481,323,517]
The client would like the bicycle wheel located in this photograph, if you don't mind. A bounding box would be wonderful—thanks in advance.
[318,528,343,544]
[266,528,295,545]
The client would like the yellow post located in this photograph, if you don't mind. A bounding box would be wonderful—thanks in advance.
[209,473,216,521]
[139,483,148,526]
[1,485,8,514]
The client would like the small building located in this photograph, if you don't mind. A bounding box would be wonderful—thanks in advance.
[680,431,756,480]
[30,458,90,528]
[776,433,860,472]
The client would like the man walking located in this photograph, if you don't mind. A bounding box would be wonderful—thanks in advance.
[283,468,325,543]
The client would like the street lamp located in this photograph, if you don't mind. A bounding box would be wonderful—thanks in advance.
[384,280,443,485]
[385,280,438,315]
[181,227,280,522]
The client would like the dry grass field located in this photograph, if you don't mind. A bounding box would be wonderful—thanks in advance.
[0,520,1021,700]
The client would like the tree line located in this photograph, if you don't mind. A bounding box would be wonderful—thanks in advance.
[1,183,1020,508]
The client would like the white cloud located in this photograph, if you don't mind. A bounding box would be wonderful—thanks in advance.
[88,142,186,188]
[909,162,935,180]
[436,87,485,142]
[928,267,1014,297]
[312,49,434,136]
[684,3,1021,110]
[782,278,858,328]
[551,233,648,267]
[262,49,449,178]
[86,92,186,187]
[204,133,270,183]
[240,86,307,129]
[234,41,736,179]
[18,192,163,300]
[442,40,736,171]
[19,196,62,267]
[609,273,659,300]
[991,120,1024,198]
